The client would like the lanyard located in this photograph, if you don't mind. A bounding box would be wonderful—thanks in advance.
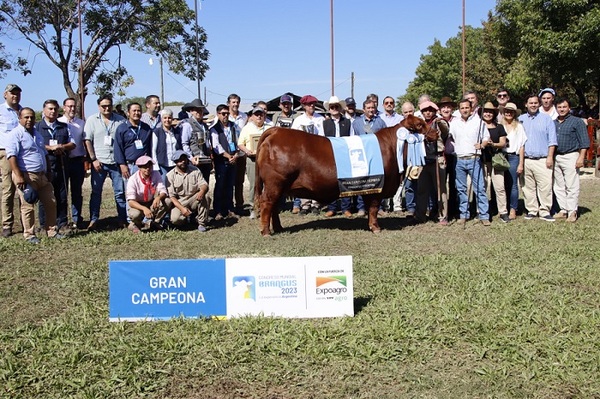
[130,125,141,139]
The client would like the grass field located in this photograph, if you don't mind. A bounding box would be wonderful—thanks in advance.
[1,174,599,398]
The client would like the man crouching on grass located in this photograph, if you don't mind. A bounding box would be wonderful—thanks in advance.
[126,155,168,233]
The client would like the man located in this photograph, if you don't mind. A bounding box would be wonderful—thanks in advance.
[495,88,511,123]
[553,98,589,222]
[0,84,23,237]
[238,106,271,219]
[438,96,459,218]
[210,104,240,220]
[365,93,380,115]
[58,97,86,229]
[401,101,415,118]
[180,98,212,183]
[166,150,209,231]
[114,102,152,180]
[272,94,298,127]
[344,97,359,135]
[322,96,352,217]
[449,99,491,226]
[352,99,386,135]
[6,108,65,243]
[140,95,161,130]
[518,94,557,221]
[464,91,480,115]
[36,99,76,229]
[126,155,168,233]
[228,94,247,214]
[84,95,127,230]
[380,96,403,127]
[539,88,559,120]
[292,95,325,135]
[391,101,417,214]
[413,94,431,119]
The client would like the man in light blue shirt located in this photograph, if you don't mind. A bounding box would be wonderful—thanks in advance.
[6,108,65,244]
[380,96,404,127]
[0,84,23,237]
[518,94,557,221]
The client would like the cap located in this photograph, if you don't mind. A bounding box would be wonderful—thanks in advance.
[251,106,265,114]
[280,94,293,104]
[538,88,556,97]
[4,84,22,93]
[300,95,318,105]
[134,155,155,166]
[21,183,38,204]
[345,97,356,107]
[171,150,189,162]
[419,100,439,112]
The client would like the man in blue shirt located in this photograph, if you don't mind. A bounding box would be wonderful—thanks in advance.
[518,93,557,221]
[0,84,22,237]
[114,102,152,179]
[6,108,65,244]
[352,99,386,135]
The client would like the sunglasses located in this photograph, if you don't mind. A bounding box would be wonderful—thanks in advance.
[384,101,394,105]
[497,94,508,98]
[219,112,230,116]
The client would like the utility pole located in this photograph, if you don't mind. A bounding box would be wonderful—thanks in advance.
[462,0,466,95]
[330,0,335,96]
[351,72,354,98]
[195,0,201,99]
[159,57,165,105]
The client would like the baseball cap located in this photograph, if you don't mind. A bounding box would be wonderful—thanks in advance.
[4,84,22,93]
[538,88,556,97]
[280,94,293,103]
[345,97,356,107]
[21,183,38,204]
[171,150,189,162]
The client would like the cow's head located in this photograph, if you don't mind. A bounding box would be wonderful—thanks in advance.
[402,115,427,134]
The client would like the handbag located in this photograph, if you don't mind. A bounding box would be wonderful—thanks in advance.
[491,151,510,171]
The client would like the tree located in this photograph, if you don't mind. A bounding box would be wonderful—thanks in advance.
[0,0,210,115]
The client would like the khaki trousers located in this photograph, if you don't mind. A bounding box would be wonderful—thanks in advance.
[15,171,58,239]
[169,195,209,227]
[521,157,553,217]
[484,161,508,215]
[129,199,168,227]
[553,152,580,213]
[0,149,16,229]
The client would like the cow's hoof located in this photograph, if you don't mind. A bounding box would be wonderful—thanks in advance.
[370,226,382,234]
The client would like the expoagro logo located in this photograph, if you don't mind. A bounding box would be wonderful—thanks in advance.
[315,276,348,296]
[232,276,256,301]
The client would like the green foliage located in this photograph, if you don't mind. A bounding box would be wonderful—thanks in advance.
[0,0,209,109]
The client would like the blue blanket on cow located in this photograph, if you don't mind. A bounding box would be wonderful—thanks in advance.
[328,135,384,197]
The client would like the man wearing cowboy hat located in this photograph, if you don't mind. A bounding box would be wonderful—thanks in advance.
[179,98,212,184]
[323,96,352,218]
[381,96,403,127]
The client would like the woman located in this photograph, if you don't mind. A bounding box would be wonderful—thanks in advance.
[480,102,509,222]
[152,108,182,177]
[501,102,527,220]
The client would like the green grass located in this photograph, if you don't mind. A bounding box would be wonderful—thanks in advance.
[1,178,600,398]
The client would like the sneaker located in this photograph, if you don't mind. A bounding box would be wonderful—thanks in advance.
[50,232,67,239]
[325,210,336,217]
[26,236,41,245]
[343,210,353,218]
[377,210,386,217]
[524,213,536,220]
[128,223,141,233]
[197,225,207,232]
[311,207,320,215]
[2,228,12,238]
[567,211,578,223]
[539,215,555,222]
[357,209,366,217]
[87,220,98,231]
[457,218,466,226]
[554,210,568,219]
[214,213,224,221]
[438,219,448,226]
[499,214,510,223]
[249,211,257,220]
[481,219,491,226]
[227,211,239,219]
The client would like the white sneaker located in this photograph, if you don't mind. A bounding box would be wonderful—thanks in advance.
[249,211,256,219]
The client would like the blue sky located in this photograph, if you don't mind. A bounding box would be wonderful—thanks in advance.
[2,0,497,116]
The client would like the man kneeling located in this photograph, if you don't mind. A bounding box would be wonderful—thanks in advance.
[165,150,209,232]
[126,155,168,233]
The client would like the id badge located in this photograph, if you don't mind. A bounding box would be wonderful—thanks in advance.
[229,142,236,152]
[135,139,144,150]
[49,139,58,146]
[104,136,113,146]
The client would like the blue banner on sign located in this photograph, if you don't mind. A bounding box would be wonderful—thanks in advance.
[109,259,227,321]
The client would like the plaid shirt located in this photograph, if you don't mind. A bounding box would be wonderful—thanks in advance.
[554,114,589,154]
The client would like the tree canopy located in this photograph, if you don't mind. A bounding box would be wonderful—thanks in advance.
[0,0,210,114]
[402,0,600,112]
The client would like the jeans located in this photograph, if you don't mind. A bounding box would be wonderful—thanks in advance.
[213,159,236,216]
[455,157,489,220]
[39,164,68,228]
[69,157,86,224]
[506,154,520,212]
[327,197,351,213]
[404,178,417,212]
[89,162,127,223]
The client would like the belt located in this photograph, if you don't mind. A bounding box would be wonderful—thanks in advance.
[0,148,5,151]
[69,156,85,160]
[525,156,545,160]
[556,151,576,156]
[506,152,517,155]
[458,155,477,159]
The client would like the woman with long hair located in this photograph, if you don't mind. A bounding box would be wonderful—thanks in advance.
[501,102,527,220]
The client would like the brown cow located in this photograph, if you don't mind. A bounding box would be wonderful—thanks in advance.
[254,115,427,236]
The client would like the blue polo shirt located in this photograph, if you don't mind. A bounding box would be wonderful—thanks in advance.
[5,125,48,173]
[114,120,153,165]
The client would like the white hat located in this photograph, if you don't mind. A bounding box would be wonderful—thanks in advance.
[324,95,346,111]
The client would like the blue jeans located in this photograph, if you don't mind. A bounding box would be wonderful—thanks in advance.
[327,197,351,213]
[69,157,86,224]
[213,159,236,216]
[89,163,127,223]
[404,178,417,212]
[455,157,489,220]
[506,154,520,212]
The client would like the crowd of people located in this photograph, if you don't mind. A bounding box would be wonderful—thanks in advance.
[0,83,592,243]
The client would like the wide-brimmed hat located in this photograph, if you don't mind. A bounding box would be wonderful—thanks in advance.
[419,100,439,112]
[503,102,521,116]
[478,101,498,117]
[437,96,456,108]
[182,98,207,112]
[323,95,346,111]
[300,95,318,105]
[135,155,154,166]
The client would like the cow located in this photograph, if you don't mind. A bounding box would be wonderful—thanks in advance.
[254,115,428,236]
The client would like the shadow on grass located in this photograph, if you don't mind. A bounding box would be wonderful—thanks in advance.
[281,214,415,234]
[354,296,372,314]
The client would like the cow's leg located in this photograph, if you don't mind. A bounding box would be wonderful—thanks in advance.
[365,195,382,233]
[272,203,283,233]
[259,193,274,236]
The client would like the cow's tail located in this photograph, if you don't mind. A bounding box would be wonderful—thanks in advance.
[254,128,275,212]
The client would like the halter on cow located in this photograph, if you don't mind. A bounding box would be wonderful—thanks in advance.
[254,115,428,236]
